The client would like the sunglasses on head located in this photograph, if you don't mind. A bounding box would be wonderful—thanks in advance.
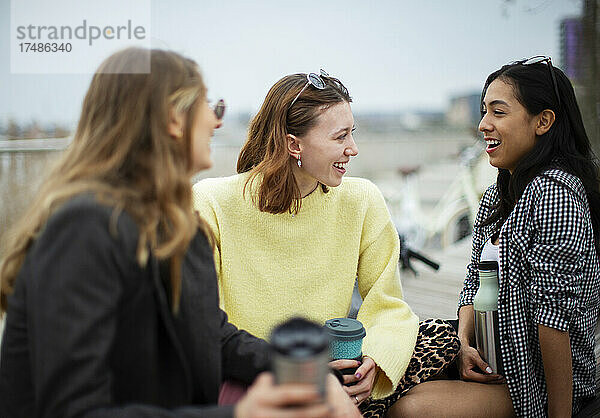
[289,69,330,109]
[511,55,561,109]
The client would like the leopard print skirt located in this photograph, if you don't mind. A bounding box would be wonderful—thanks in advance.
[359,318,460,417]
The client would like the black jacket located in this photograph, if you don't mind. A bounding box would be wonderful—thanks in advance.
[0,196,271,417]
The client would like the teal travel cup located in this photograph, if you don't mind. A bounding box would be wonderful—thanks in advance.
[324,318,366,378]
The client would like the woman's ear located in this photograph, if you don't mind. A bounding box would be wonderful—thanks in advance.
[535,109,556,136]
[286,134,301,158]
[168,107,185,140]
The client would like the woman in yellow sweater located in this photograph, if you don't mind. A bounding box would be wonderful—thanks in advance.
[193,70,459,416]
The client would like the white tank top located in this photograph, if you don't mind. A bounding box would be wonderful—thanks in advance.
[480,238,501,280]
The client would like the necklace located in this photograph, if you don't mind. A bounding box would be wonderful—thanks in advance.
[301,182,319,199]
[292,183,320,218]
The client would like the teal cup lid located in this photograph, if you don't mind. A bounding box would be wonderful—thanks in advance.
[324,318,366,341]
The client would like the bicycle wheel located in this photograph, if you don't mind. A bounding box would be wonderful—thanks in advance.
[440,206,472,248]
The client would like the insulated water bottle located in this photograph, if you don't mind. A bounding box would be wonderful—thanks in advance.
[270,317,330,397]
[473,261,503,375]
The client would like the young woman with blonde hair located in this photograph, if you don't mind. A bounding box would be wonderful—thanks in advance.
[193,71,460,416]
[0,49,358,418]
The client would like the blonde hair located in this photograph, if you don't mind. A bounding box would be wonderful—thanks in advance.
[1,48,211,314]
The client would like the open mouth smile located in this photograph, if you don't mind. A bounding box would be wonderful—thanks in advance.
[485,137,501,153]
[333,161,348,174]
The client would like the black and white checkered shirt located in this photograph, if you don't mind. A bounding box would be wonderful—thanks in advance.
[459,168,600,417]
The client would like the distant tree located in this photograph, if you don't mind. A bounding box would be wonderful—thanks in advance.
[22,120,46,139]
[6,119,20,139]
[53,125,71,138]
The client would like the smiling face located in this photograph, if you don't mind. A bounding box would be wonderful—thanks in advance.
[291,101,358,193]
[479,79,539,173]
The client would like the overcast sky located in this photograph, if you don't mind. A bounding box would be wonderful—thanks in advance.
[0,0,582,127]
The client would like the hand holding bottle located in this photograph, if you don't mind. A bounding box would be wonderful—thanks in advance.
[457,344,504,383]
[234,372,331,418]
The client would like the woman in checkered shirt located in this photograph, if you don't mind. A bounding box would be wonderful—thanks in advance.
[388,59,600,417]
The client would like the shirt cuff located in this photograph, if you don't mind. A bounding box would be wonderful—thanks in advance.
[533,304,571,332]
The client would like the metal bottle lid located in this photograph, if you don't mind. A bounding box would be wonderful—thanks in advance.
[270,317,329,358]
[478,261,499,272]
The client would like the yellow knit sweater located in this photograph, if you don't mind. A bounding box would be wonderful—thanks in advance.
[192,173,419,399]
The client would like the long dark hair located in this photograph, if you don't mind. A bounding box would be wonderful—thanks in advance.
[480,61,600,256]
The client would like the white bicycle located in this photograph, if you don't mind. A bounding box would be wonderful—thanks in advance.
[379,143,496,250]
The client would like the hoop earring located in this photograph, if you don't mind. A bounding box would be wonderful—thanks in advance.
[297,156,302,168]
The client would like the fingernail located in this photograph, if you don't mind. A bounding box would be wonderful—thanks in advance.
[485,367,493,374]
[357,361,362,365]
[355,372,362,379]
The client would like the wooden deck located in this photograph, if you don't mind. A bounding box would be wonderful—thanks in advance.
[400,238,472,320]
[348,237,472,320]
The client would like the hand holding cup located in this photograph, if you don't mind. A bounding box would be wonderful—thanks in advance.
[325,318,375,404]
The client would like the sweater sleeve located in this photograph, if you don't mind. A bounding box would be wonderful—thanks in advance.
[192,182,224,308]
[219,308,272,383]
[355,184,419,399]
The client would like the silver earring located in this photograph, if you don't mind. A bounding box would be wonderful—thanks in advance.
[297,156,302,167]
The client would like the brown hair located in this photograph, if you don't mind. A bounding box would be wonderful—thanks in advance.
[0,48,212,314]
[237,73,351,214]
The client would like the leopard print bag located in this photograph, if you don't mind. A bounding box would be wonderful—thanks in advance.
[359,318,460,417]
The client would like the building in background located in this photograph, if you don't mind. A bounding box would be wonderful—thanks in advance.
[560,17,584,83]
[581,0,599,154]
[445,93,480,130]
[559,5,599,155]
